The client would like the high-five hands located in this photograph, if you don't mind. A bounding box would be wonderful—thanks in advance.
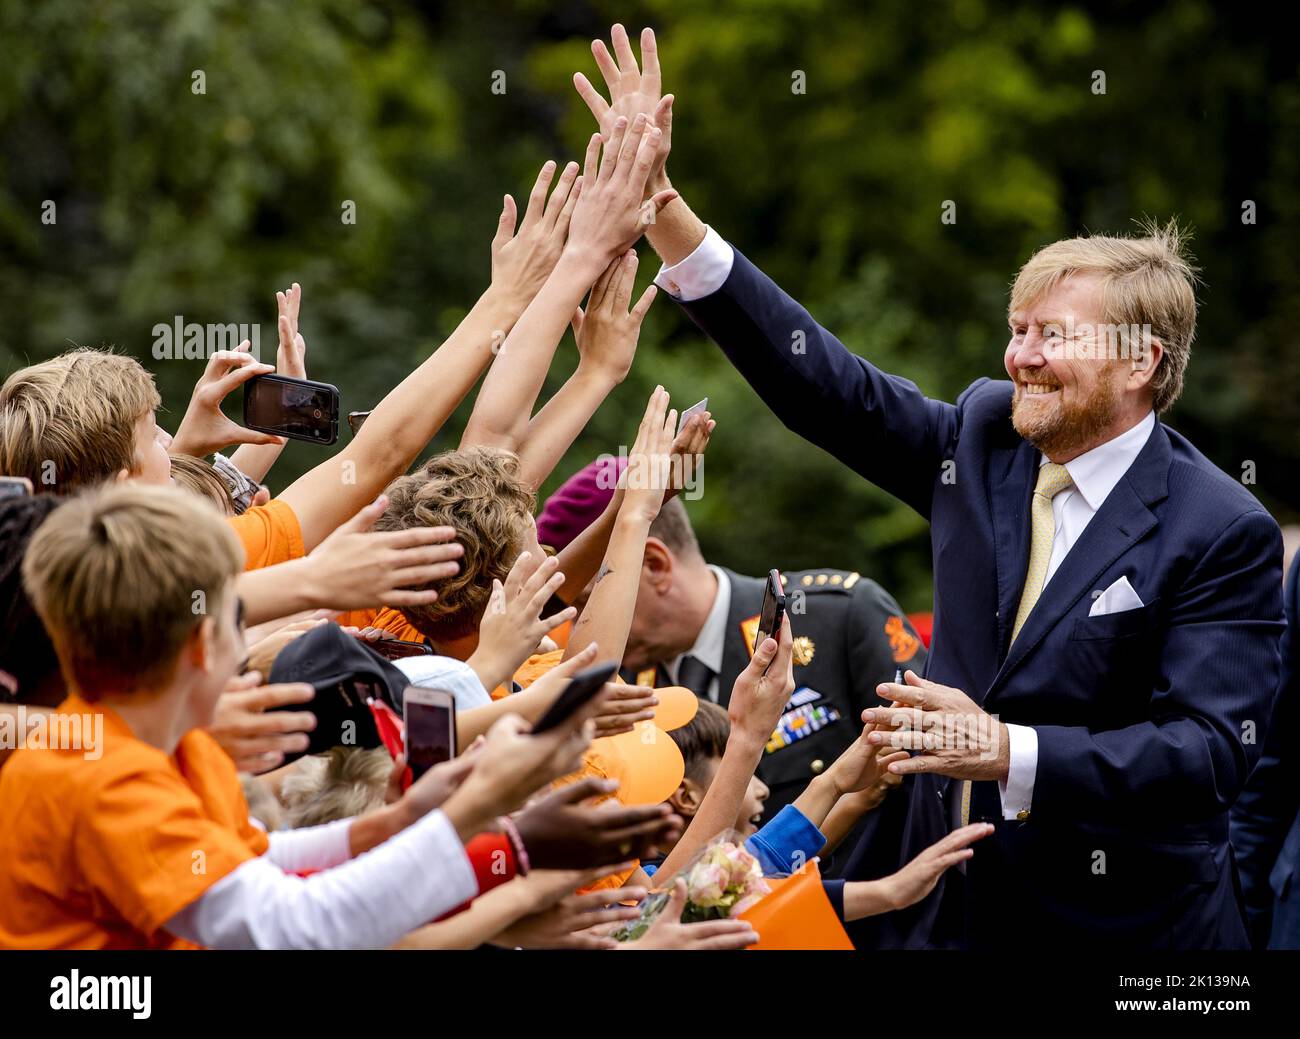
[566,112,676,269]
[864,670,1011,782]
[574,25,673,197]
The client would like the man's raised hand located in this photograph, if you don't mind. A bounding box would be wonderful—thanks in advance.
[574,25,673,196]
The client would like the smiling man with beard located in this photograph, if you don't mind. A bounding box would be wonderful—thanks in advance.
[570,24,1286,950]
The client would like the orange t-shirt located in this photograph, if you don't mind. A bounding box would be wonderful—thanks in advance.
[0,694,269,950]
[336,606,427,643]
[228,498,304,571]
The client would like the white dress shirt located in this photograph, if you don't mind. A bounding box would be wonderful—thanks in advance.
[997,409,1156,818]
[664,564,731,702]
[656,230,1158,821]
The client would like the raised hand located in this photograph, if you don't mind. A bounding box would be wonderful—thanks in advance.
[468,550,577,692]
[572,249,657,385]
[664,406,714,503]
[574,25,673,195]
[882,823,995,910]
[274,283,308,379]
[565,113,676,269]
[727,614,796,750]
[305,494,464,612]
[512,775,683,869]
[206,671,316,774]
[491,159,582,310]
[169,344,282,458]
[618,384,677,525]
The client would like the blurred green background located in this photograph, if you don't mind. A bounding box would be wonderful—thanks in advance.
[2,0,1297,611]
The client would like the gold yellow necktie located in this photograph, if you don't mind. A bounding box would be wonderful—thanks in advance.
[960,462,1073,826]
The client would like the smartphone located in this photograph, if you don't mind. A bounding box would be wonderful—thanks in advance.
[0,476,33,499]
[677,397,708,436]
[532,661,618,734]
[243,374,340,445]
[752,568,786,656]
[369,638,434,662]
[404,686,457,781]
[347,410,371,435]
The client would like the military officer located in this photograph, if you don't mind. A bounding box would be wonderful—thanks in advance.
[537,458,927,835]
[612,497,927,823]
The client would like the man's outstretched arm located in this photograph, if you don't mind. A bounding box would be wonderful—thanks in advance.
[573,25,958,517]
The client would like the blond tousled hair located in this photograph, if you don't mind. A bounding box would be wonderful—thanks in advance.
[377,447,535,640]
[0,349,161,494]
[279,747,391,827]
[21,483,244,697]
[1009,218,1199,413]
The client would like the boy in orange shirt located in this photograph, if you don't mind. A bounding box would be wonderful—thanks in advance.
[0,483,655,949]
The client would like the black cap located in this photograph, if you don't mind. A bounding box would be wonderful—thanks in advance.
[267,622,411,762]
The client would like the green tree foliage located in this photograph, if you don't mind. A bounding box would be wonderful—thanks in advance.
[2,0,1295,610]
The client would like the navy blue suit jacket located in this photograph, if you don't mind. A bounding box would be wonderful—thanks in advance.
[1231,553,1300,948]
[677,244,1284,948]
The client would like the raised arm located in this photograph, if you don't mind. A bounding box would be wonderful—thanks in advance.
[461,114,675,475]
[508,250,657,491]
[573,25,958,517]
[274,167,574,551]
[650,619,794,881]
[560,386,674,664]
[230,283,308,483]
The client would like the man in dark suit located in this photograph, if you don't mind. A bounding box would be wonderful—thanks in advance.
[570,26,1285,948]
[1231,553,1300,949]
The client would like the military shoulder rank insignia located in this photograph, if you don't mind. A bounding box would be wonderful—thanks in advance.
[791,634,815,666]
[884,615,921,663]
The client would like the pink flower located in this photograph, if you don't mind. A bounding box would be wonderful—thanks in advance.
[687,862,728,906]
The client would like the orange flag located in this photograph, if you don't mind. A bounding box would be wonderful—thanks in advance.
[738,860,854,950]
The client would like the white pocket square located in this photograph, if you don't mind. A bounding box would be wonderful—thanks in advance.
[1089,576,1145,617]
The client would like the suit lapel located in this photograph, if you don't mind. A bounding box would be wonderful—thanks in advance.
[987,421,1171,698]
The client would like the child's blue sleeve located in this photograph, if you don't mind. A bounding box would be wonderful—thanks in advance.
[743,804,826,875]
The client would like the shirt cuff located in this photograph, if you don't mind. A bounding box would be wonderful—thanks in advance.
[997,724,1038,820]
[654,226,734,302]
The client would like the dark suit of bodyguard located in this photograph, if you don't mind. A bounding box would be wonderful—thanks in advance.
[653,229,1284,949]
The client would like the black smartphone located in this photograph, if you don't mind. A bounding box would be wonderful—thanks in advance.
[347,410,371,435]
[532,661,618,734]
[369,638,434,662]
[404,686,457,781]
[0,476,33,499]
[243,374,340,445]
[752,568,786,654]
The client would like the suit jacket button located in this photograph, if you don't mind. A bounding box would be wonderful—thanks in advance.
[810,759,826,775]
[1016,809,1030,821]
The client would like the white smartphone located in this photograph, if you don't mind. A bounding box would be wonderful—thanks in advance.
[403,686,456,781]
[677,397,709,436]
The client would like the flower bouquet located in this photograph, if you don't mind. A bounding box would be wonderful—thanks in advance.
[614,831,770,941]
